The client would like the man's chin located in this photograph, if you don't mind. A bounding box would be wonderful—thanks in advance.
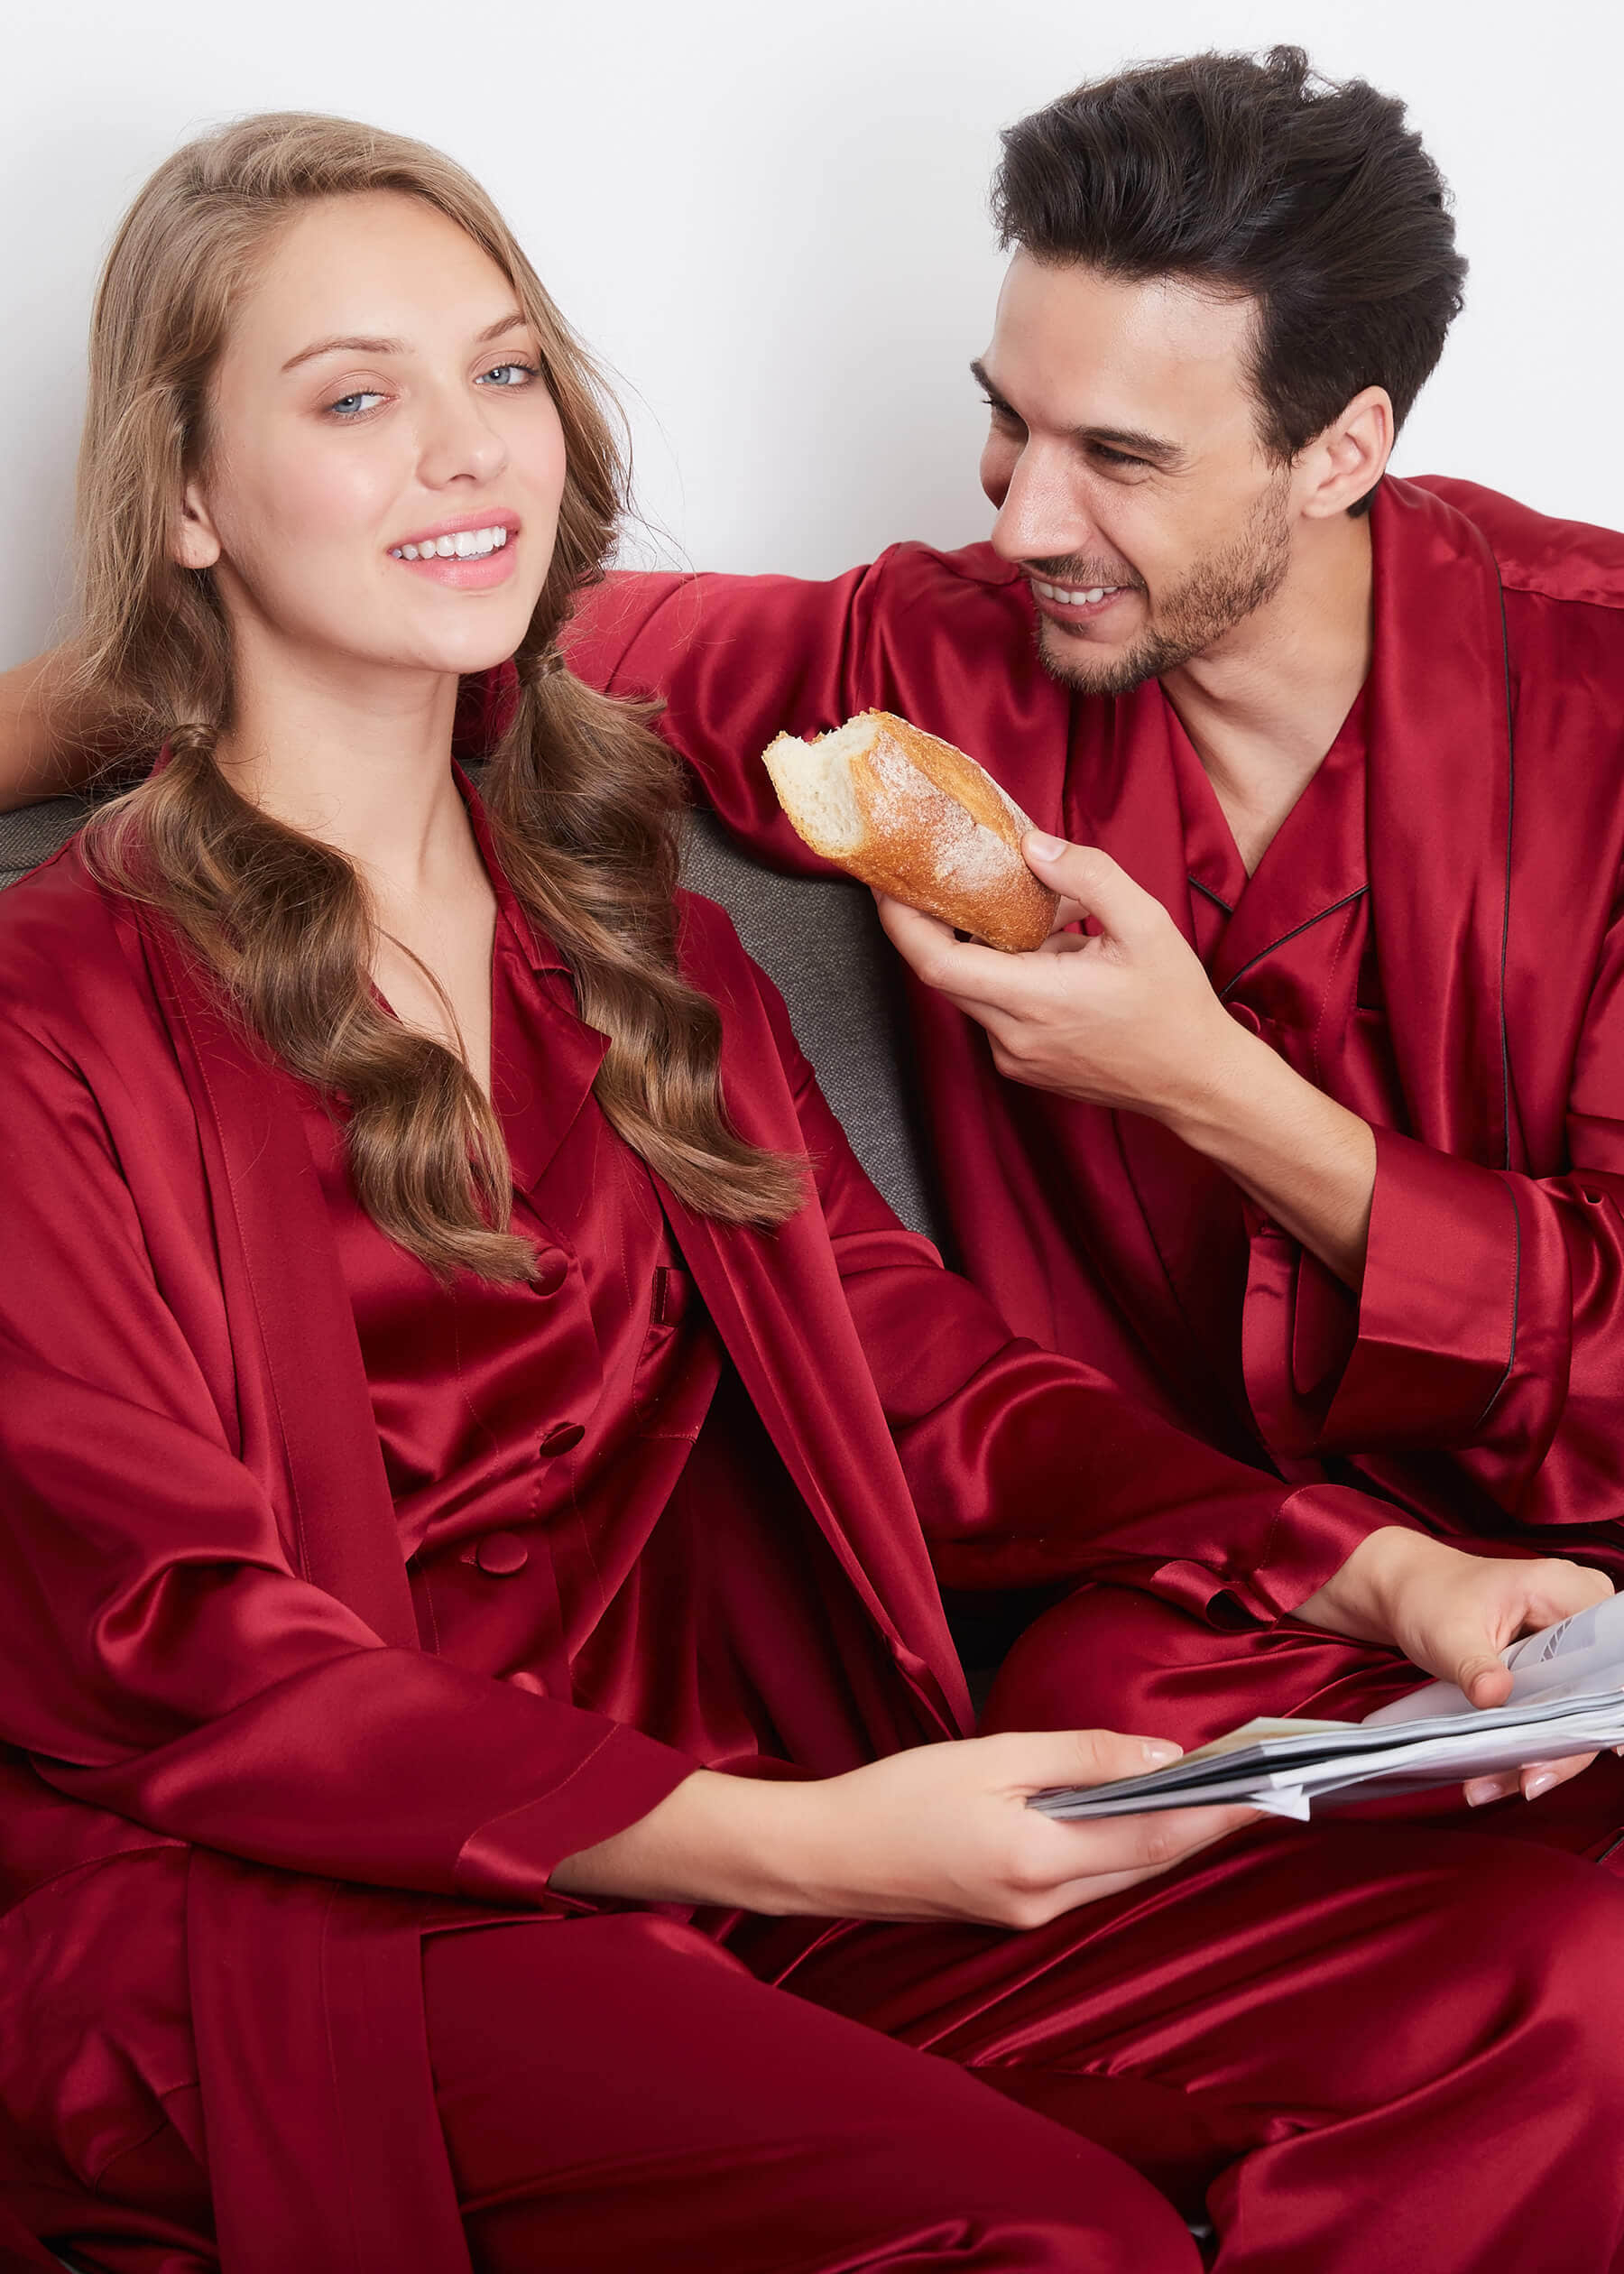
[1035,620,1166,698]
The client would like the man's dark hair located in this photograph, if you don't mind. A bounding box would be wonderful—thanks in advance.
[992,47,1467,513]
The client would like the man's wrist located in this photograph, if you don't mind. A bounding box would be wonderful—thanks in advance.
[1154,1016,1276,1147]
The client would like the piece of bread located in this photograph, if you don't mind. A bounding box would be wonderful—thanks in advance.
[760,711,1058,954]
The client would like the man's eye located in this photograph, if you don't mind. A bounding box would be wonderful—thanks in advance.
[1093,445,1147,471]
[477,361,539,388]
[328,391,385,418]
[980,393,1025,429]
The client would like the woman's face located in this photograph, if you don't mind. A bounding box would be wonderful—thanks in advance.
[176,190,566,684]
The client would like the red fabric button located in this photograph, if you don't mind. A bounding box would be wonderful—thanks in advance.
[474,1530,530,1576]
[531,1252,568,1299]
[540,1422,585,1455]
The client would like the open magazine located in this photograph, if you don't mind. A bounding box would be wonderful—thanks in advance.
[1029,1591,1624,1825]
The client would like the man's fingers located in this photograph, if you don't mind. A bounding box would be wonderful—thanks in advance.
[1022,835,1161,946]
[872,893,1039,1005]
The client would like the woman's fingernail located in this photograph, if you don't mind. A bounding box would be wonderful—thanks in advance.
[1464,1779,1509,1807]
[1523,1770,1558,1801]
[1026,832,1066,863]
[1140,1740,1183,1765]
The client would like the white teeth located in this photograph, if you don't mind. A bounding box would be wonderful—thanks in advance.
[1033,578,1121,605]
[391,524,512,562]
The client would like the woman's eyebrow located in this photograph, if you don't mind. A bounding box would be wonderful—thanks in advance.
[281,311,531,374]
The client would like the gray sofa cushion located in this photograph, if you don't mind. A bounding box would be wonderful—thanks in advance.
[0,796,945,1246]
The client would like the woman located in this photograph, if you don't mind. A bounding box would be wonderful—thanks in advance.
[1,112,1622,2274]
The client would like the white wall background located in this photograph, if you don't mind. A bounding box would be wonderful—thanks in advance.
[2,0,1619,667]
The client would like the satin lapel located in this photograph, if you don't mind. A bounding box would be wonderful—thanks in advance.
[655,1188,968,1739]
[145,921,420,1650]
[1066,679,1200,947]
[1365,478,1513,1168]
[494,968,609,1197]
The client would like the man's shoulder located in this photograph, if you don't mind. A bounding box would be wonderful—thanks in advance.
[0,838,143,1047]
[1412,474,1624,611]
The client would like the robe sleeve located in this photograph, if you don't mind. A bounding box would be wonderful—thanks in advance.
[1242,874,1624,1531]
[0,1012,697,1903]
[562,565,891,867]
[742,964,1391,1622]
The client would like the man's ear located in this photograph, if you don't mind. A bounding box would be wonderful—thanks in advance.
[173,476,222,572]
[1299,386,1395,520]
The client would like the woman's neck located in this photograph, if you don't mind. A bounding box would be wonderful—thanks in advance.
[213,641,468,895]
[214,638,501,1097]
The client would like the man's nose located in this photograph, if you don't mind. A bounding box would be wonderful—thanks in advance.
[989,441,1095,568]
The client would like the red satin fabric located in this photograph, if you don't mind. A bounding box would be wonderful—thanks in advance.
[559,475,1624,1590]
[1,794,1472,2267]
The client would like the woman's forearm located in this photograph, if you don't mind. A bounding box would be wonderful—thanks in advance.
[549,1733,1255,1929]
[549,1769,822,1912]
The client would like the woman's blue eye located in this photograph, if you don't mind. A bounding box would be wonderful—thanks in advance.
[478,361,537,388]
[328,391,384,418]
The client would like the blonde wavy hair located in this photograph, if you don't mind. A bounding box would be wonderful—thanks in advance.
[78,111,805,1278]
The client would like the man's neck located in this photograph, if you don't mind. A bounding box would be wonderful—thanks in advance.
[1159,512,1375,874]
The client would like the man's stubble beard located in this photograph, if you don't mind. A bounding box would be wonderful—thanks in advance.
[1034,474,1294,698]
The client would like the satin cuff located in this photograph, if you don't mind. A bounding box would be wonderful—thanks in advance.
[456,1724,700,1904]
[1244,1127,1519,1458]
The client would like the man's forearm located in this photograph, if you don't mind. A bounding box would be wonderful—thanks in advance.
[1162,1023,1377,1288]
[0,648,100,809]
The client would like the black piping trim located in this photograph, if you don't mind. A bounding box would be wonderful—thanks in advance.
[1188,875,1233,915]
[1597,1826,1624,1868]
[1216,887,1369,1003]
[1472,570,1520,1430]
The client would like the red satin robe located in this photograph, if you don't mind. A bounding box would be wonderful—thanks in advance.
[558,475,1624,1823]
[8,799,1624,2270]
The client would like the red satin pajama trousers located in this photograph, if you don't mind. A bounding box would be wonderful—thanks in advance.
[423,1821,1624,2274]
[26,1822,1624,2273]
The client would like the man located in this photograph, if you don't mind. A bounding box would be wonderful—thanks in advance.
[5,49,1623,1853]
[560,46,1624,1856]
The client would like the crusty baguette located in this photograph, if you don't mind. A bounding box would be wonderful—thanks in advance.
[761,710,1058,954]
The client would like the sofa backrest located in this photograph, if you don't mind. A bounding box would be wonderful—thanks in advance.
[0,796,946,1246]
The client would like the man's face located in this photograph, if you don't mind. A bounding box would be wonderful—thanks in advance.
[976,254,1296,694]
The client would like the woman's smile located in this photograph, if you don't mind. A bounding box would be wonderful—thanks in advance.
[388,507,521,589]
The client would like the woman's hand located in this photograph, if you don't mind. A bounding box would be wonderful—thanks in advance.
[1295,1525,1616,1803]
[550,1729,1256,1928]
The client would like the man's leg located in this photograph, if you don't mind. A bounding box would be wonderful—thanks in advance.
[982,1578,1624,1862]
[422,1910,1199,2273]
[749,1821,1624,2274]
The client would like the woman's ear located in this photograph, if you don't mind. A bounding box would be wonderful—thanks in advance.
[173,476,222,571]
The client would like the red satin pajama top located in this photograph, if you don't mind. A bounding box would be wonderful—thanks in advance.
[307,849,878,1777]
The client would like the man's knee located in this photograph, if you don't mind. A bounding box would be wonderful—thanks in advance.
[981,1582,1212,1736]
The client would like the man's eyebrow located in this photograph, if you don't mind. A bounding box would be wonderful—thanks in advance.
[281,310,531,374]
[970,360,1184,469]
